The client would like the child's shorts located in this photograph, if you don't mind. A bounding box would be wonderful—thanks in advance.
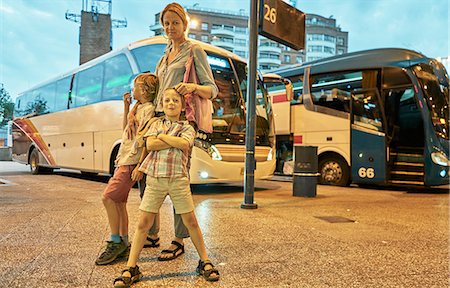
[103,165,136,203]
[140,176,194,214]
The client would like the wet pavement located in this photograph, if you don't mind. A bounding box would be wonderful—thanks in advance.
[0,161,448,287]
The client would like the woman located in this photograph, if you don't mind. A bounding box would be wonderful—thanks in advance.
[123,1,219,283]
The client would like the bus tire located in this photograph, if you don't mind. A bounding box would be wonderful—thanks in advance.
[29,149,53,175]
[109,145,120,175]
[318,155,350,186]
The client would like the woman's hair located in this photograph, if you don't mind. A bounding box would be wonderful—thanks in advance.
[160,2,189,31]
[133,73,159,102]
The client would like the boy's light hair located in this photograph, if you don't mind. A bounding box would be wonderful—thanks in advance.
[163,87,186,109]
[134,73,159,102]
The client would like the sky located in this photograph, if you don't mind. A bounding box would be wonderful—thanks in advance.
[0,0,449,100]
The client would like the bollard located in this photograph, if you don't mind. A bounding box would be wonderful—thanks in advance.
[293,146,319,197]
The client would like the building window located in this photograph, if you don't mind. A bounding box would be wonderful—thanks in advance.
[235,39,246,46]
[324,35,336,43]
[224,25,233,31]
[235,50,246,58]
[201,22,208,31]
[337,37,344,45]
[296,56,303,64]
[337,49,345,55]
[307,45,322,52]
[212,24,221,30]
[201,35,208,42]
[235,26,247,33]
[188,33,196,39]
[284,55,291,62]
[323,46,335,54]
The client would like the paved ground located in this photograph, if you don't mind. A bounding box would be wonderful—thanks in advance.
[0,161,448,287]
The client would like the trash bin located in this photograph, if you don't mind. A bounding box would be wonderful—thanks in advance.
[293,146,319,197]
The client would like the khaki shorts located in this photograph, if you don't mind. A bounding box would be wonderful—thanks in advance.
[139,176,194,214]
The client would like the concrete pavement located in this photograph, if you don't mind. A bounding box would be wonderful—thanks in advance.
[0,161,448,287]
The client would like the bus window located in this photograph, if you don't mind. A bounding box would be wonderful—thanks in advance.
[74,63,104,107]
[54,76,72,112]
[352,89,384,132]
[311,70,378,113]
[103,54,133,101]
[130,44,166,73]
[39,83,56,113]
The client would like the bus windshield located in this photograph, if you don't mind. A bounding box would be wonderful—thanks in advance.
[413,62,449,140]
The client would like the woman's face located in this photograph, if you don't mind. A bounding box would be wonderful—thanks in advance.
[162,11,186,41]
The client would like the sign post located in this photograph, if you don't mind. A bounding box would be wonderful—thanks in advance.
[241,0,259,209]
[242,0,305,209]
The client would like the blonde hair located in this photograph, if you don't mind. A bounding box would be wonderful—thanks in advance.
[160,2,189,31]
[163,87,186,109]
[133,73,159,102]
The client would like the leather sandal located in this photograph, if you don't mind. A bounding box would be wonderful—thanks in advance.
[157,240,185,261]
[196,259,220,282]
[143,236,160,248]
[113,265,143,288]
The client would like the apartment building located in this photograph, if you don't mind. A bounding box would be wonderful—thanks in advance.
[149,5,348,71]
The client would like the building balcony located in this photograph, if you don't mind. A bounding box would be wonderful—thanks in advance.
[211,28,235,37]
[258,57,281,66]
[149,23,162,32]
[259,45,281,54]
[211,40,235,50]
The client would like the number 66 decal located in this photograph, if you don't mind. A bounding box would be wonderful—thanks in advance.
[358,167,375,178]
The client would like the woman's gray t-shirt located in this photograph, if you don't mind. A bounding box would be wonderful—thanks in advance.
[154,40,218,112]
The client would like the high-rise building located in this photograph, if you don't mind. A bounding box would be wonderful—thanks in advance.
[149,6,348,71]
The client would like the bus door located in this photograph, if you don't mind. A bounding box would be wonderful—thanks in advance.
[350,88,387,184]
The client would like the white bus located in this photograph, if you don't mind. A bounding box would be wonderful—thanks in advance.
[269,48,449,187]
[12,36,285,184]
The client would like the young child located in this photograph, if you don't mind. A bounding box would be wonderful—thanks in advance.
[95,73,158,266]
[112,88,220,287]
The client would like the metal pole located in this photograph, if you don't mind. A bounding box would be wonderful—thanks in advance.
[241,0,258,209]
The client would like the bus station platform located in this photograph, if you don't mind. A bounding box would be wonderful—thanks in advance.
[0,161,448,287]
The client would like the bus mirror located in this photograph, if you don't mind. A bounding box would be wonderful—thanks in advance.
[284,79,293,101]
[263,73,293,101]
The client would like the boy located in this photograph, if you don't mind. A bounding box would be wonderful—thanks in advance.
[113,88,219,287]
[95,73,158,265]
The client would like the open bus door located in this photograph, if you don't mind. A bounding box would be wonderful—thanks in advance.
[350,88,387,185]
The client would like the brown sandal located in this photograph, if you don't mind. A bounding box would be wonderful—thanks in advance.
[196,259,220,282]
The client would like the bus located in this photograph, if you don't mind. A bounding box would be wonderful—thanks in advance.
[12,36,288,184]
[268,48,449,187]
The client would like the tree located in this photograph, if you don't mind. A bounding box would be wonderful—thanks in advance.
[0,84,14,127]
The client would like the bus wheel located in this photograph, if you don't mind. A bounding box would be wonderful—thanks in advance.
[29,149,53,175]
[318,156,350,186]
[29,149,42,175]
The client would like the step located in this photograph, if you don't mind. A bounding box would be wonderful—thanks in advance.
[388,179,425,186]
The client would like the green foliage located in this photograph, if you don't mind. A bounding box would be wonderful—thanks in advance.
[0,85,14,127]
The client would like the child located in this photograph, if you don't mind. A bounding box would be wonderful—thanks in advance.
[95,73,158,266]
[113,88,219,287]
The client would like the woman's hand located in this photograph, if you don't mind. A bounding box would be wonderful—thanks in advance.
[175,83,196,95]
[131,166,143,182]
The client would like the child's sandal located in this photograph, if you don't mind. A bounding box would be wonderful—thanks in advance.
[113,265,143,288]
[196,259,220,282]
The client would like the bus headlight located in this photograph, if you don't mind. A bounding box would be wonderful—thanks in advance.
[267,148,273,161]
[199,171,209,179]
[210,145,222,161]
[431,151,450,166]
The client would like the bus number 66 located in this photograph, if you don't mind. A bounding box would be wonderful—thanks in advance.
[358,167,375,179]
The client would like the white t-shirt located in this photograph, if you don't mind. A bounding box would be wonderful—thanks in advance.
[116,102,155,166]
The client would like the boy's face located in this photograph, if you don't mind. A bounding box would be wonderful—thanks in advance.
[163,89,183,118]
[132,82,147,102]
